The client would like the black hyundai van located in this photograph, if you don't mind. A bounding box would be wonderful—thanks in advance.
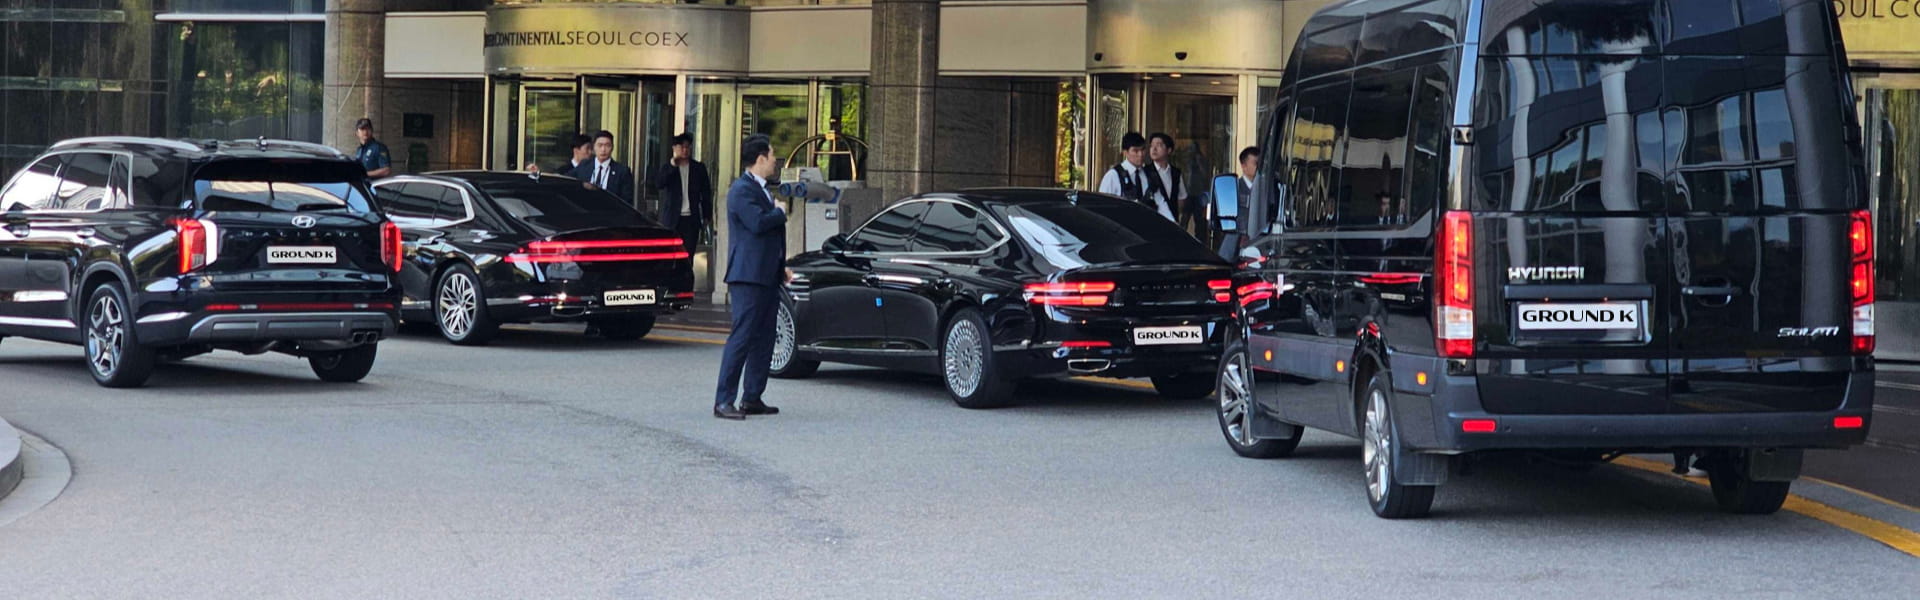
[1211,0,1873,518]
[0,137,401,388]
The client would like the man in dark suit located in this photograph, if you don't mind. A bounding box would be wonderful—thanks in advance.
[711,135,788,420]
[571,130,635,207]
[650,133,714,252]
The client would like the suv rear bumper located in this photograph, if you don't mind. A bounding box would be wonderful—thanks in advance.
[1388,355,1874,453]
[137,311,396,344]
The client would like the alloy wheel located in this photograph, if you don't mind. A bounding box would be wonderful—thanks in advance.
[438,273,477,339]
[943,319,984,398]
[86,294,125,377]
[771,304,796,371]
[1219,354,1255,447]
[1364,389,1391,503]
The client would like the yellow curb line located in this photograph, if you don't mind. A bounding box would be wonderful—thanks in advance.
[648,335,725,345]
[656,323,734,335]
[1614,456,1920,558]
[1803,475,1920,514]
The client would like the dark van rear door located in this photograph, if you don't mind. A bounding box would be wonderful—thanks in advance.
[1659,1,1863,413]
[1473,0,1863,415]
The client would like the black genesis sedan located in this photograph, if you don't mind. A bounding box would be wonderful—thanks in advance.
[371,171,694,344]
[773,188,1235,408]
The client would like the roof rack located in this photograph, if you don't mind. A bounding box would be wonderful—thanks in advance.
[49,136,203,154]
[231,139,347,159]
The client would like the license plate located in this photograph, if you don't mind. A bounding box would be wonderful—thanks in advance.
[604,289,656,306]
[265,246,336,264]
[1133,325,1205,346]
[1515,302,1642,331]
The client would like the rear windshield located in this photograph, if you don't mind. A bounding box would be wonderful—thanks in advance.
[992,197,1222,270]
[471,177,651,235]
[191,160,374,213]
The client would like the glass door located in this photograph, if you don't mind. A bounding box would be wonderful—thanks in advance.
[1862,81,1920,360]
[741,83,813,173]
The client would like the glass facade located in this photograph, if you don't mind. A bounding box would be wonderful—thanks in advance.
[0,2,324,176]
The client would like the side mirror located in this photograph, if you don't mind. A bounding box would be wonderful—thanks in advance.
[823,232,851,254]
[1210,174,1240,234]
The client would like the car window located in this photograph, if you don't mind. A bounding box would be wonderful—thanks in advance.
[54,153,114,211]
[428,184,471,224]
[992,198,1220,270]
[191,160,375,213]
[475,179,635,219]
[910,201,991,253]
[1338,70,1415,228]
[378,183,441,226]
[852,201,928,253]
[2,157,63,211]
[129,156,183,208]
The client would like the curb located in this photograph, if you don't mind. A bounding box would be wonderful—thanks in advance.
[0,417,21,503]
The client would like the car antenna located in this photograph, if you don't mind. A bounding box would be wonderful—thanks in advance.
[256,136,267,150]
[1066,190,1079,205]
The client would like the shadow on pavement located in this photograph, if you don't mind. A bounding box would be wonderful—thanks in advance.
[788,365,1212,414]
[0,354,353,394]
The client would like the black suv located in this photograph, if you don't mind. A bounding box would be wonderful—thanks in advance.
[1212,0,1872,518]
[0,137,402,387]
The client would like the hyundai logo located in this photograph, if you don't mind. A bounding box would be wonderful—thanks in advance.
[291,215,317,229]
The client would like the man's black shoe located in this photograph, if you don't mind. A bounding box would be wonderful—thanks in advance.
[741,402,780,416]
[714,405,747,420]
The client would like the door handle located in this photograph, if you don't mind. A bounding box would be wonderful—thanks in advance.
[3,222,26,237]
[75,227,96,238]
[1682,286,1740,297]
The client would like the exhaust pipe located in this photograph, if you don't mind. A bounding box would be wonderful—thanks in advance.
[350,330,383,344]
[1068,359,1112,374]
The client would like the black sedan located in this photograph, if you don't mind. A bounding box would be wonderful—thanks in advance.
[371,171,694,344]
[773,188,1235,408]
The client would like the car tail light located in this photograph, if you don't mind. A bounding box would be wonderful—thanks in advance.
[508,238,690,264]
[1833,415,1866,430]
[1236,281,1276,306]
[173,218,217,273]
[206,302,395,312]
[1208,279,1233,303]
[1850,210,1874,355]
[1061,340,1111,349]
[1024,281,1115,307]
[1436,211,1474,358]
[1461,419,1498,433]
[381,221,404,273]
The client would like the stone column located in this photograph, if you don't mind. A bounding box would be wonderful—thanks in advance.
[324,0,388,153]
[868,0,940,205]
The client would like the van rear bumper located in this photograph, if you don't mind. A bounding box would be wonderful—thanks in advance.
[1388,356,1874,453]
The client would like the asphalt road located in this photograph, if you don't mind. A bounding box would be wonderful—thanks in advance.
[0,325,1915,599]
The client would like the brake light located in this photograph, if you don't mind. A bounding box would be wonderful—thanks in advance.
[205,302,395,312]
[1834,415,1866,430]
[508,239,691,264]
[173,218,217,273]
[1061,340,1112,349]
[1237,281,1276,306]
[381,221,403,273]
[1851,210,1874,355]
[1461,419,1498,433]
[1209,279,1233,303]
[1024,281,1115,307]
[1436,211,1474,358]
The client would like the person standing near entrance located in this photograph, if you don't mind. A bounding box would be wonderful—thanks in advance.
[572,130,635,206]
[526,134,592,177]
[353,118,391,178]
[1147,132,1187,225]
[712,134,788,421]
[651,133,714,252]
[1100,132,1175,221]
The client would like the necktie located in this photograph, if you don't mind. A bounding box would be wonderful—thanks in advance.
[595,164,607,188]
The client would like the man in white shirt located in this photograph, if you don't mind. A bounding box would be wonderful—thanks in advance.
[1098,132,1175,221]
[1147,132,1187,225]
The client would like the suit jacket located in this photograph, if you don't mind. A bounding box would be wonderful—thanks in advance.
[651,159,714,230]
[724,174,787,286]
[572,159,635,206]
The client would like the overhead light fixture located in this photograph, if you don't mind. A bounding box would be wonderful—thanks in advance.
[1210,80,1221,85]
[1169,73,1183,78]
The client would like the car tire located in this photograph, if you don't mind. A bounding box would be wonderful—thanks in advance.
[1151,372,1215,399]
[1707,454,1792,515]
[1361,372,1436,519]
[594,314,656,341]
[84,283,157,388]
[1216,341,1302,459]
[769,299,819,379]
[435,264,498,346]
[941,308,1013,409]
[309,343,379,383]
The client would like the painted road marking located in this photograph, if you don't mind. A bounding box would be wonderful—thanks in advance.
[1615,456,1920,559]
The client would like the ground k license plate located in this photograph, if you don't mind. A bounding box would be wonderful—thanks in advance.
[1515,302,1642,331]
[265,246,336,264]
[603,290,657,307]
[1133,325,1205,346]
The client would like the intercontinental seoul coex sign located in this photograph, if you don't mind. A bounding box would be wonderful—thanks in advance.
[1833,0,1920,62]
[483,4,748,76]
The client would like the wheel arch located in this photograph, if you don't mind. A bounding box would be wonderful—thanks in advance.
[74,262,134,322]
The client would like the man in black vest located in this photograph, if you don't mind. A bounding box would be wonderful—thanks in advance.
[1098,132,1176,220]
[1147,132,1186,225]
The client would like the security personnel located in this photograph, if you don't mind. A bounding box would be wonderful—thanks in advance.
[354,118,391,178]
